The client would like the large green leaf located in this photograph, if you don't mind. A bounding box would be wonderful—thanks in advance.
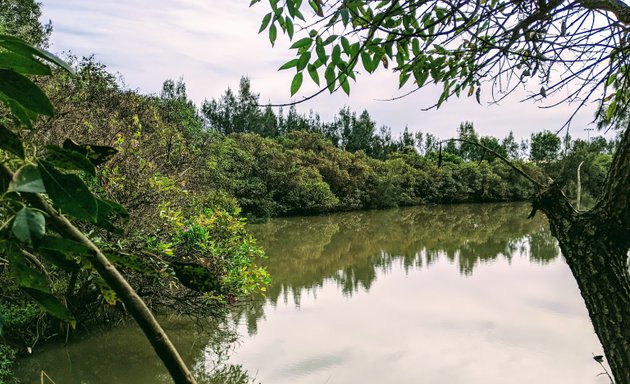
[12,207,46,247]
[2,96,37,127]
[0,123,24,159]
[94,198,128,234]
[0,34,74,74]
[62,139,118,166]
[37,160,98,222]
[93,277,118,305]
[22,287,75,324]
[0,69,53,116]
[38,236,92,271]
[5,242,49,292]
[38,235,93,256]
[45,145,96,176]
[0,52,51,75]
[8,164,45,193]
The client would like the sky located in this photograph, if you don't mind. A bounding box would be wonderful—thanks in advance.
[39,0,606,142]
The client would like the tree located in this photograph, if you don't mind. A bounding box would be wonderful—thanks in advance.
[502,131,520,160]
[0,36,197,383]
[530,130,561,163]
[254,0,630,381]
[0,0,52,47]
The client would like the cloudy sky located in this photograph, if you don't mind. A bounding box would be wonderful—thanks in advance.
[40,0,604,141]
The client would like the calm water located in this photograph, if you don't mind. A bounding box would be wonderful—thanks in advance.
[15,203,608,383]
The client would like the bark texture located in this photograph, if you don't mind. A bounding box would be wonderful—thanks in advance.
[533,126,630,383]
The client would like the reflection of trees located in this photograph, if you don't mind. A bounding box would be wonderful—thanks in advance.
[236,203,558,334]
[15,318,253,384]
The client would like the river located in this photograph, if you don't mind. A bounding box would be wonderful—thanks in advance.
[15,203,609,383]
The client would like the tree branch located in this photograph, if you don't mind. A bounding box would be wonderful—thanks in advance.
[0,163,197,384]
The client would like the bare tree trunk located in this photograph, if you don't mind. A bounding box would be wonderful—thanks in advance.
[533,126,630,383]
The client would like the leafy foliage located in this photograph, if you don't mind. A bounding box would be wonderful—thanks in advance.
[253,0,630,127]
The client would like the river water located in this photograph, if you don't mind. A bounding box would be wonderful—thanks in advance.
[15,203,609,383]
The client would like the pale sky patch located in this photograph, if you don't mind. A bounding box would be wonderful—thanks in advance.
[40,0,606,141]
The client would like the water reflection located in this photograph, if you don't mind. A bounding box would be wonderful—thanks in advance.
[239,203,558,335]
[16,203,593,384]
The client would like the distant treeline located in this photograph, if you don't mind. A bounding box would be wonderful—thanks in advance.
[34,66,617,219]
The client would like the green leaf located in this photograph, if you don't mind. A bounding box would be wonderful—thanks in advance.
[6,242,48,291]
[339,73,350,95]
[290,37,312,49]
[172,261,221,293]
[2,97,37,128]
[0,69,54,116]
[361,52,373,73]
[22,287,75,324]
[285,16,294,39]
[323,35,337,45]
[0,34,73,74]
[12,207,46,246]
[0,123,24,159]
[259,12,272,32]
[399,71,411,88]
[331,45,341,64]
[62,139,118,166]
[38,235,93,256]
[94,198,126,234]
[269,23,277,46]
[45,145,96,176]
[94,277,118,305]
[325,64,336,93]
[341,36,351,53]
[38,248,81,272]
[297,51,311,71]
[316,40,327,64]
[290,72,303,96]
[307,64,320,85]
[278,59,299,71]
[37,160,98,222]
[0,52,51,75]
[8,164,45,193]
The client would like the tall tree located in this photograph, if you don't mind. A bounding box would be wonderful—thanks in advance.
[0,0,51,47]
[254,0,630,381]
[530,130,561,163]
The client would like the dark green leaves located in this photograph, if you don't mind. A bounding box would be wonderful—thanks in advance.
[0,34,73,74]
[0,52,52,75]
[2,241,73,324]
[8,164,45,193]
[94,198,129,234]
[0,124,24,159]
[12,207,45,246]
[172,261,221,293]
[37,160,98,222]
[22,288,75,324]
[290,37,312,49]
[0,69,54,116]
[62,139,118,166]
[45,145,96,176]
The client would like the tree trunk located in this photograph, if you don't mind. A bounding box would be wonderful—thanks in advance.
[533,126,630,383]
